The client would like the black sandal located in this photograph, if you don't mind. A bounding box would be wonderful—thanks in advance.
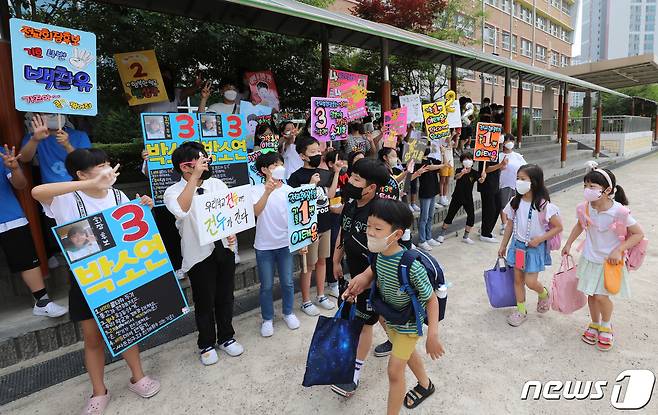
[403,379,435,409]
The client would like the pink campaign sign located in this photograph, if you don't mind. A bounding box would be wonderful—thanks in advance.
[326,69,368,120]
[310,97,349,142]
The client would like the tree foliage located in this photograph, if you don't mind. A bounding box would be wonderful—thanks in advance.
[601,86,658,117]
[351,0,449,34]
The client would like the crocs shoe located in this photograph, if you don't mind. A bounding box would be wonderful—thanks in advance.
[581,323,599,345]
[506,311,527,327]
[537,290,551,314]
[81,391,111,415]
[129,376,161,398]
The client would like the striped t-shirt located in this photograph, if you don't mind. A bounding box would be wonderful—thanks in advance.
[375,249,434,334]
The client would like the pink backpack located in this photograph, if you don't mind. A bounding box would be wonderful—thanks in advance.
[550,255,587,314]
[509,200,562,251]
[576,202,648,271]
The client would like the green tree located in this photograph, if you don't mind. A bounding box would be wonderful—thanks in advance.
[601,85,658,117]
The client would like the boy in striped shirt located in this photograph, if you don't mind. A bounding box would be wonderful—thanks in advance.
[344,199,445,414]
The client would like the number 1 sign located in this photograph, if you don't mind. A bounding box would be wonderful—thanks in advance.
[287,184,318,252]
[310,97,349,142]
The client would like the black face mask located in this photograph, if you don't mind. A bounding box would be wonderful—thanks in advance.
[308,154,322,168]
[342,183,366,200]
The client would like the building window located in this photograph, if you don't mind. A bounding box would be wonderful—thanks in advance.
[630,33,641,55]
[484,24,496,45]
[522,82,531,91]
[501,0,511,13]
[483,74,499,85]
[455,14,475,38]
[534,85,545,93]
[502,31,511,50]
[521,38,533,57]
[458,68,475,81]
[560,55,570,67]
[520,6,532,24]
[550,50,559,66]
[511,79,519,88]
[551,0,561,8]
[536,44,547,61]
[561,30,572,43]
[536,16,546,31]
[550,21,559,37]
[644,33,654,53]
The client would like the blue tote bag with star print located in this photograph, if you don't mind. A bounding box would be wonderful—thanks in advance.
[302,302,364,387]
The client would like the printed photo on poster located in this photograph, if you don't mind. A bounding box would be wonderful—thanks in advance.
[10,18,97,116]
[143,114,169,140]
[200,114,222,138]
[245,70,280,111]
[474,122,503,162]
[240,101,273,149]
[114,49,168,106]
[54,214,116,263]
[310,97,349,142]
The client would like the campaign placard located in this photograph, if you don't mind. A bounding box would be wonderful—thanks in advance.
[445,90,462,128]
[326,69,368,120]
[383,107,408,148]
[245,70,280,111]
[114,50,168,106]
[10,18,97,116]
[287,184,318,252]
[402,137,428,166]
[247,149,273,186]
[192,185,255,246]
[310,97,349,142]
[422,101,450,142]
[52,202,188,356]
[240,100,273,149]
[399,94,423,123]
[474,122,503,162]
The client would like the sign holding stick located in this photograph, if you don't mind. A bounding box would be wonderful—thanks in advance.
[53,202,188,356]
[192,185,255,246]
[310,97,349,142]
[114,50,168,106]
[287,185,318,258]
[474,122,503,162]
[10,18,97,116]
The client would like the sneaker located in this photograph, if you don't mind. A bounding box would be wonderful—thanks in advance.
[374,340,393,357]
[435,203,442,210]
[537,290,551,313]
[47,255,60,269]
[174,269,186,280]
[331,381,359,397]
[479,235,499,243]
[408,204,415,213]
[418,242,433,251]
[81,391,111,415]
[33,301,68,318]
[436,235,445,243]
[283,314,300,330]
[411,204,421,212]
[261,320,274,337]
[462,237,475,245]
[326,283,340,299]
[443,196,451,205]
[200,347,219,365]
[219,339,244,357]
[428,239,441,247]
[301,301,320,316]
[506,311,527,327]
[317,295,336,310]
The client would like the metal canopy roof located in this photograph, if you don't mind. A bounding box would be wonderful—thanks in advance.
[558,54,658,90]
[99,0,627,97]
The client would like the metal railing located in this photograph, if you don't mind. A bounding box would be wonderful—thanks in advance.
[531,116,652,136]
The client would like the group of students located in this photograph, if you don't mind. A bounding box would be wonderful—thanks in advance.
[0,91,646,414]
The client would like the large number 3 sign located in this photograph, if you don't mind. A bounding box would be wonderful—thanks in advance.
[112,204,149,243]
[226,115,242,138]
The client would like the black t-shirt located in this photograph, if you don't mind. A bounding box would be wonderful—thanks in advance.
[340,198,375,276]
[288,167,332,233]
[477,160,500,194]
[376,170,401,200]
[415,157,440,199]
[453,167,480,198]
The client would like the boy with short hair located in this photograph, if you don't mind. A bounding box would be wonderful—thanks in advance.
[164,142,242,366]
[343,198,445,414]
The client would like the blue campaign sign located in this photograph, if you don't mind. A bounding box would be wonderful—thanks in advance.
[9,18,97,116]
[53,202,189,356]
[247,148,274,186]
[287,184,319,252]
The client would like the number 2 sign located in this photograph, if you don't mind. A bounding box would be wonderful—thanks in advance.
[114,50,169,106]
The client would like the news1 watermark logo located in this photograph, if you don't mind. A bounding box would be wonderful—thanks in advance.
[521,370,656,410]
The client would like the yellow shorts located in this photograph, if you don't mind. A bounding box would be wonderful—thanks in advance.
[386,326,420,360]
[300,230,331,270]
[439,166,454,177]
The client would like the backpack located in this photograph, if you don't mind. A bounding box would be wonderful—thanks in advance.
[508,199,561,251]
[368,249,447,336]
[576,202,648,271]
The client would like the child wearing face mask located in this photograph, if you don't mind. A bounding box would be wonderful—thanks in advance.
[562,168,644,351]
[436,152,482,245]
[252,152,301,337]
[31,149,159,414]
[288,135,336,315]
[498,134,527,235]
[198,83,240,114]
[342,198,444,414]
[498,164,563,327]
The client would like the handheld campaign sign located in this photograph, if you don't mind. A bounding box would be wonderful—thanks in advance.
[53,202,188,356]
[10,18,97,116]
[422,101,450,142]
[245,70,280,111]
[383,107,408,148]
[247,148,273,186]
[326,69,368,120]
[114,50,168,106]
[239,101,273,149]
[399,94,423,123]
[402,137,427,166]
[444,90,462,128]
[474,122,503,162]
[287,184,318,253]
[310,97,349,142]
[192,185,255,246]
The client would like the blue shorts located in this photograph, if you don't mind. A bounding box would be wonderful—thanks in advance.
[506,239,552,273]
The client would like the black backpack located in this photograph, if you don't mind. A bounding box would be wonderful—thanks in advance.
[369,249,447,336]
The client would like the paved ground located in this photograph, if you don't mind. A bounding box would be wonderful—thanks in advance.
[3,153,657,415]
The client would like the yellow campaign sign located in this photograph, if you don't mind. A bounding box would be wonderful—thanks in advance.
[114,50,168,106]
[422,101,450,141]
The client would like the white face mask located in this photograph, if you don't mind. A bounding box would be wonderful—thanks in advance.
[224,90,237,101]
[387,156,398,167]
[45,115,66,130]
[504,142,515,150]
[367,231,397,253]
[271,165,286,181]
[516,179,532,195]
[462,159,474,169]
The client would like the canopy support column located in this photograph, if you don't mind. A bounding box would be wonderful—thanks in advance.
[516,73,523,144]
[504,68,512,133]
[380,38,391,113]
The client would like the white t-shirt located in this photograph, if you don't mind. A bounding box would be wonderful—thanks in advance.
[499,151,526,189]
[42,189,129,225]
[207,102,239,115]
[142,89,182,113]
[503,199,559,243]
[283,144,304,180]
[164,177,230,272]
[582,201,637,264]
[252,183,291,251]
